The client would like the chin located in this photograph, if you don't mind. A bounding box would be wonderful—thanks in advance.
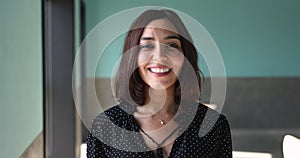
[148,83,175,91]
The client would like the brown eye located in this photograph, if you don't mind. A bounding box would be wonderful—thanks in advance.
[166,43,179,49]
[140,44,155,50]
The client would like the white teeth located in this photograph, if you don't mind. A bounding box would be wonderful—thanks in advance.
[150,68,171,73]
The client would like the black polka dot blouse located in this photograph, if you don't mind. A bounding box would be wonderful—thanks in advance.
[87,101,232,158]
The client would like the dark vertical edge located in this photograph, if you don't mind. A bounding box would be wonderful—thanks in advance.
[41,0,46,157]
[43,0,76,157]
[80,0,88,143]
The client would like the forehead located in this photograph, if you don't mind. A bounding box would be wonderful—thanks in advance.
[142,19,178,36]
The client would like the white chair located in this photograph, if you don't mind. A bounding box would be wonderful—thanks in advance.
[283,135,300,158]
[81,143,87,158]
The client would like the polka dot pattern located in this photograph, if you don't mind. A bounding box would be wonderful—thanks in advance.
[87,102,232,157]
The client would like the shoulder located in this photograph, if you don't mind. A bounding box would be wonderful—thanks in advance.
[189,102,230,136]
[195,102,229,125]
[90,103,137,133]
[92,105,128,127]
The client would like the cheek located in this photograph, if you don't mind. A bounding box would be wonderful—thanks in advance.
[176,59,185,75]
[137,52,151,66]
[171,54,184,68]
[169,54,185,77]
[137,52,150,78]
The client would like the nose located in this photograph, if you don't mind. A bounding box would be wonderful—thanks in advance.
[152,43,167,60]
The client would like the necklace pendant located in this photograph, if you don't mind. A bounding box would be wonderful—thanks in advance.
[160,120,164,125]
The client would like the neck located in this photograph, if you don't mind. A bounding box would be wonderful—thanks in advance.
[136,85,178,116]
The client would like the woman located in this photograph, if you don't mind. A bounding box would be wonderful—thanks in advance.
[87,9,232,158]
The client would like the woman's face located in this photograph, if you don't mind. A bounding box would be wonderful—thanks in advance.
[137,19,185,90]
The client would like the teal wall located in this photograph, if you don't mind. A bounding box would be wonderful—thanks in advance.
[0,0,43,157]
[84,0,300,77]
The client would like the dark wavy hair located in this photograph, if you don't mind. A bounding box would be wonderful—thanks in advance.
[114,9,202,106]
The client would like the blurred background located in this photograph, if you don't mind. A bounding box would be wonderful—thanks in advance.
[0,0,299,157]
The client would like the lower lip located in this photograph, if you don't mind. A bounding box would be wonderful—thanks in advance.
[149,70,172,77]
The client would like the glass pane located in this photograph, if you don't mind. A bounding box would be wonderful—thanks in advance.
[0,0,43,157]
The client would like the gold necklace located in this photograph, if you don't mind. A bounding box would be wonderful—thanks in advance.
[152,106,179,125]
[153,114,167,125]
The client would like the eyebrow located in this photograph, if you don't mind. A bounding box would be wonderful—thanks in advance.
[140,35,180,41]
[164,35,180,40]
[140,37,154,41]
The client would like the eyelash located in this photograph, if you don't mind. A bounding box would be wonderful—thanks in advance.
[140,44,155,49]
[167,43,179,49]
[139,43,180,50]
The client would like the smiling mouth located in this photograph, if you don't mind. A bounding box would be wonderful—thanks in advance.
[148,67,172,74]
